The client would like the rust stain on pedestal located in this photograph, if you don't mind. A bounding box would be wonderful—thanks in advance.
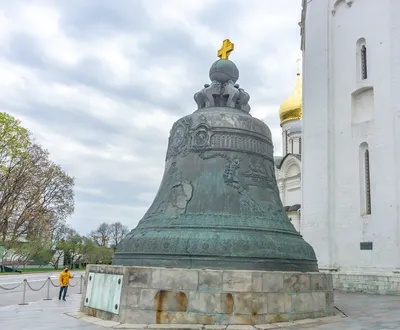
[155,290,188,324]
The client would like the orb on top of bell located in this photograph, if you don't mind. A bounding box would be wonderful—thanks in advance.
[209,60,239,84]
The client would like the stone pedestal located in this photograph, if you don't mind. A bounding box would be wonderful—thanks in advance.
[80,265,334,325]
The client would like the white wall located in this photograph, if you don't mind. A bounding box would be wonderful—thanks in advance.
[301,0,332,268]
[302,0,400,271]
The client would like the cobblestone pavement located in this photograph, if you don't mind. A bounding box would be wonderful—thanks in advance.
[1,292,400,329]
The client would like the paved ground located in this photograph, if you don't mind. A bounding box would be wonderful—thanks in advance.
[0,293,102,329]
[1,291,400,329]
[0,270,84,306]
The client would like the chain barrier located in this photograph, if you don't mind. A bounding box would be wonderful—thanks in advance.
[0,274,84,305]
[0,281,23,291]
[48,278,59,287]
[68,278,81,288]
[26,278,49,292]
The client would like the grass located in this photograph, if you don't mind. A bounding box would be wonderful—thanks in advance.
[19,268,57,273]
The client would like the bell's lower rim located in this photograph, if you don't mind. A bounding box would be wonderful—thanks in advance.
[112,254,319,272]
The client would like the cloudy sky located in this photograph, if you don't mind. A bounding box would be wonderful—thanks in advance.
[0,0,302,234]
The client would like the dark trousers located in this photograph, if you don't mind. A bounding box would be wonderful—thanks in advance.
[59,286,68,300]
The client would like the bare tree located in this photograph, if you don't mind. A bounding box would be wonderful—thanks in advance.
[90,222,111,246]
[109,222,129,248]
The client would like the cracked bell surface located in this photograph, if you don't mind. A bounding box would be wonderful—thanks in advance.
[113,40,319,272]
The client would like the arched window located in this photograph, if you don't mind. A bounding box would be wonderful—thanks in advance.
[360,142,371,215]
[356,38,368,81]
[291,139,293,153]
[364,149,371,214]
[361,45,368,80]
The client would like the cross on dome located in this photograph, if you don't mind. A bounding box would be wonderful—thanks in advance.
[217,39,234,59]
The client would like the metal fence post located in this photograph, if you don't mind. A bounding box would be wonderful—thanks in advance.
[18,279,28,305]
[43,278,52,301]
[78,275,83,294]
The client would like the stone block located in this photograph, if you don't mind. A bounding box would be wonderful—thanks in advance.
[265,314,291,324]
[125,288,141,309]
[254,325,278,329]
[232,293,268,315]
[262,273,283,293]
[204,326,227,330]
[266,293,291,313]
[226,326,254,330]
[141,289,189,312]
[292,292,325,313]
[128,268,151,288]
[147,325,203,330]
[124,310,157,324]
[325,291,334,311]
[291,318,319,325]
[65,311,86,319]
[223,271,252,292]
[274,321,294,328]
[283,273,310,292]
[252,314,270,325]
[82,306,119,321]
[140,289,158,310]
[219,314,254,325]
[221,293,235,314]
[189,292,221,313]
[291,311,326,321]
[114,324,149,329]
[81,316,102,323]
[151,268,198,290]
[233,293,252,315]
[251,294,268,315]
[94,320,121,327]
[326,274,333,291]
[151,312,216,324]
[251,273,263,293]
[199,270,222,292]
[310,274,327,291]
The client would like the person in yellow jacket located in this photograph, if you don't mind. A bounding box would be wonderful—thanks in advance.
[59,266,73,301]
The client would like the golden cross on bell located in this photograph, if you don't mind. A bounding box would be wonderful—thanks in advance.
[217,39,234,59]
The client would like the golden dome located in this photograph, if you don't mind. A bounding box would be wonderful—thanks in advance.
[279,70,302,126]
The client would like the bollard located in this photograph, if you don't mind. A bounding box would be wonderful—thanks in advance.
[43,278,52,301]
[18,279,28,305]
[78,275,83,295]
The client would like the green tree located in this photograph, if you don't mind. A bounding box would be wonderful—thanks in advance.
[83,239,113,265]
[0,112,31,172]
[0,112,74,247]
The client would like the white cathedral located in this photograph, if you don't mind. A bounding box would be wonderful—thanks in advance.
[275,66,303,234]
[275,0,400,294]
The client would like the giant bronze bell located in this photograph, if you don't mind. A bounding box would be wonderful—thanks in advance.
[114,40,318,272]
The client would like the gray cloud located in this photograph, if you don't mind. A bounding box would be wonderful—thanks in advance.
[58,0,148,38]
[0,0,302,234]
